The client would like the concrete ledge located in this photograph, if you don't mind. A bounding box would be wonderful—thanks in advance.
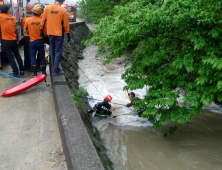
[51,67,104,169]
[50,64,67,86]
[70,21,85,28]
[52,73,67,86]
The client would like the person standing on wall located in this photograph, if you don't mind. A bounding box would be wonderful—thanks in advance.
[22,13,32,71]
[24,5,46,77]
[0,4,24,77]
[40,0,70,76]
[40,8,48,44]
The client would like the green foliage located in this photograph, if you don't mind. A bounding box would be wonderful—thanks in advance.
[76,0,135,23]
[84,0,222,134]
[72,86,88,109]
[88,30,94,39]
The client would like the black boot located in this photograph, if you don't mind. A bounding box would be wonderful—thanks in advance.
[32,65,37,77]
[42,65,47,76]
[37,65,42,72]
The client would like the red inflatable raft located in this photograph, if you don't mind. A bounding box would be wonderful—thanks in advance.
[1,74,46,97]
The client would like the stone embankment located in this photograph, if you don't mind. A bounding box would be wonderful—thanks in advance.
[51,22,113,170]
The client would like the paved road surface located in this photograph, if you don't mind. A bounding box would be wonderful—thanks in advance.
[0,46,67,170]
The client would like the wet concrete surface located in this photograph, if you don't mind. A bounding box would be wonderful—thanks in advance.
[0,45,67,170]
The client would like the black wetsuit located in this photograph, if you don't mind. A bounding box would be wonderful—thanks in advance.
[137,108,146,117]
[93,101,112,118]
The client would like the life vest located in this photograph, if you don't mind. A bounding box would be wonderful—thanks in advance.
[93,101,112,117]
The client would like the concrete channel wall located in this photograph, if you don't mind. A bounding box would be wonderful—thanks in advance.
[50,21,104,170]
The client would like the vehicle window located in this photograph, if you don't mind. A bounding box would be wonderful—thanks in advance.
[67,7,72,12]
[3,0,10,4]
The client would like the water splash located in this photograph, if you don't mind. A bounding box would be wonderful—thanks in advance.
[78,45,222,170]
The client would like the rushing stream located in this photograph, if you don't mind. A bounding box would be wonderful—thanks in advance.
[78,45,222,170]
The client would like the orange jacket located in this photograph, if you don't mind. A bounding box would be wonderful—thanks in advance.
[24,16,43,42]
[40,3,69,36]
[22,17,29,37]
[0,13,16,40]
[40,13,47,35]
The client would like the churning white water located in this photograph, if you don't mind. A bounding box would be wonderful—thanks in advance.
[78,45,152,127]
[78,45,222,170]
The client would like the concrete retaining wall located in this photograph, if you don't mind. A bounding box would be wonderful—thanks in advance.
[51,67,104,170]
[50,21,104,170]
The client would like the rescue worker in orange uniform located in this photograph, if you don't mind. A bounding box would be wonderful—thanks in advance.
[0,4,24,77]
[40,11,47,39]
[40,0,70,76]
[40,11,49,45]
[24,5,46,76]
[22,15,31,71]
[36,8,48,72]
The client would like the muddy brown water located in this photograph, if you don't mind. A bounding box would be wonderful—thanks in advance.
[78,45,222,170]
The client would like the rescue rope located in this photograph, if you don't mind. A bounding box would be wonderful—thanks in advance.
[1,70,222,111]
[0,74,30,79]
[108,112,139,125]
[71,94,128,107]
[78,66,104,98]
[73,95,222,110]
[108,116,122,125]
[0,71,53,93]
[111,112,138,118]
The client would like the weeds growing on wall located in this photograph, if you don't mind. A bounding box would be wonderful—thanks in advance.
[72,85,88,109]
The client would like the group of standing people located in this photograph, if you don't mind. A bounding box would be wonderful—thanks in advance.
[0,0,70,77]
[0,2,143,118]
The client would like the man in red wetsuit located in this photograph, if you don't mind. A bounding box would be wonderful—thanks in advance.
[127,92,139,107]
[127,92,145,117]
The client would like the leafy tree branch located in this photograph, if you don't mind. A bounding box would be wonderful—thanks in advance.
[84,0,222,135]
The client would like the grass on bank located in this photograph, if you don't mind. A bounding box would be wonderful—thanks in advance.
[72,85,88,109]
